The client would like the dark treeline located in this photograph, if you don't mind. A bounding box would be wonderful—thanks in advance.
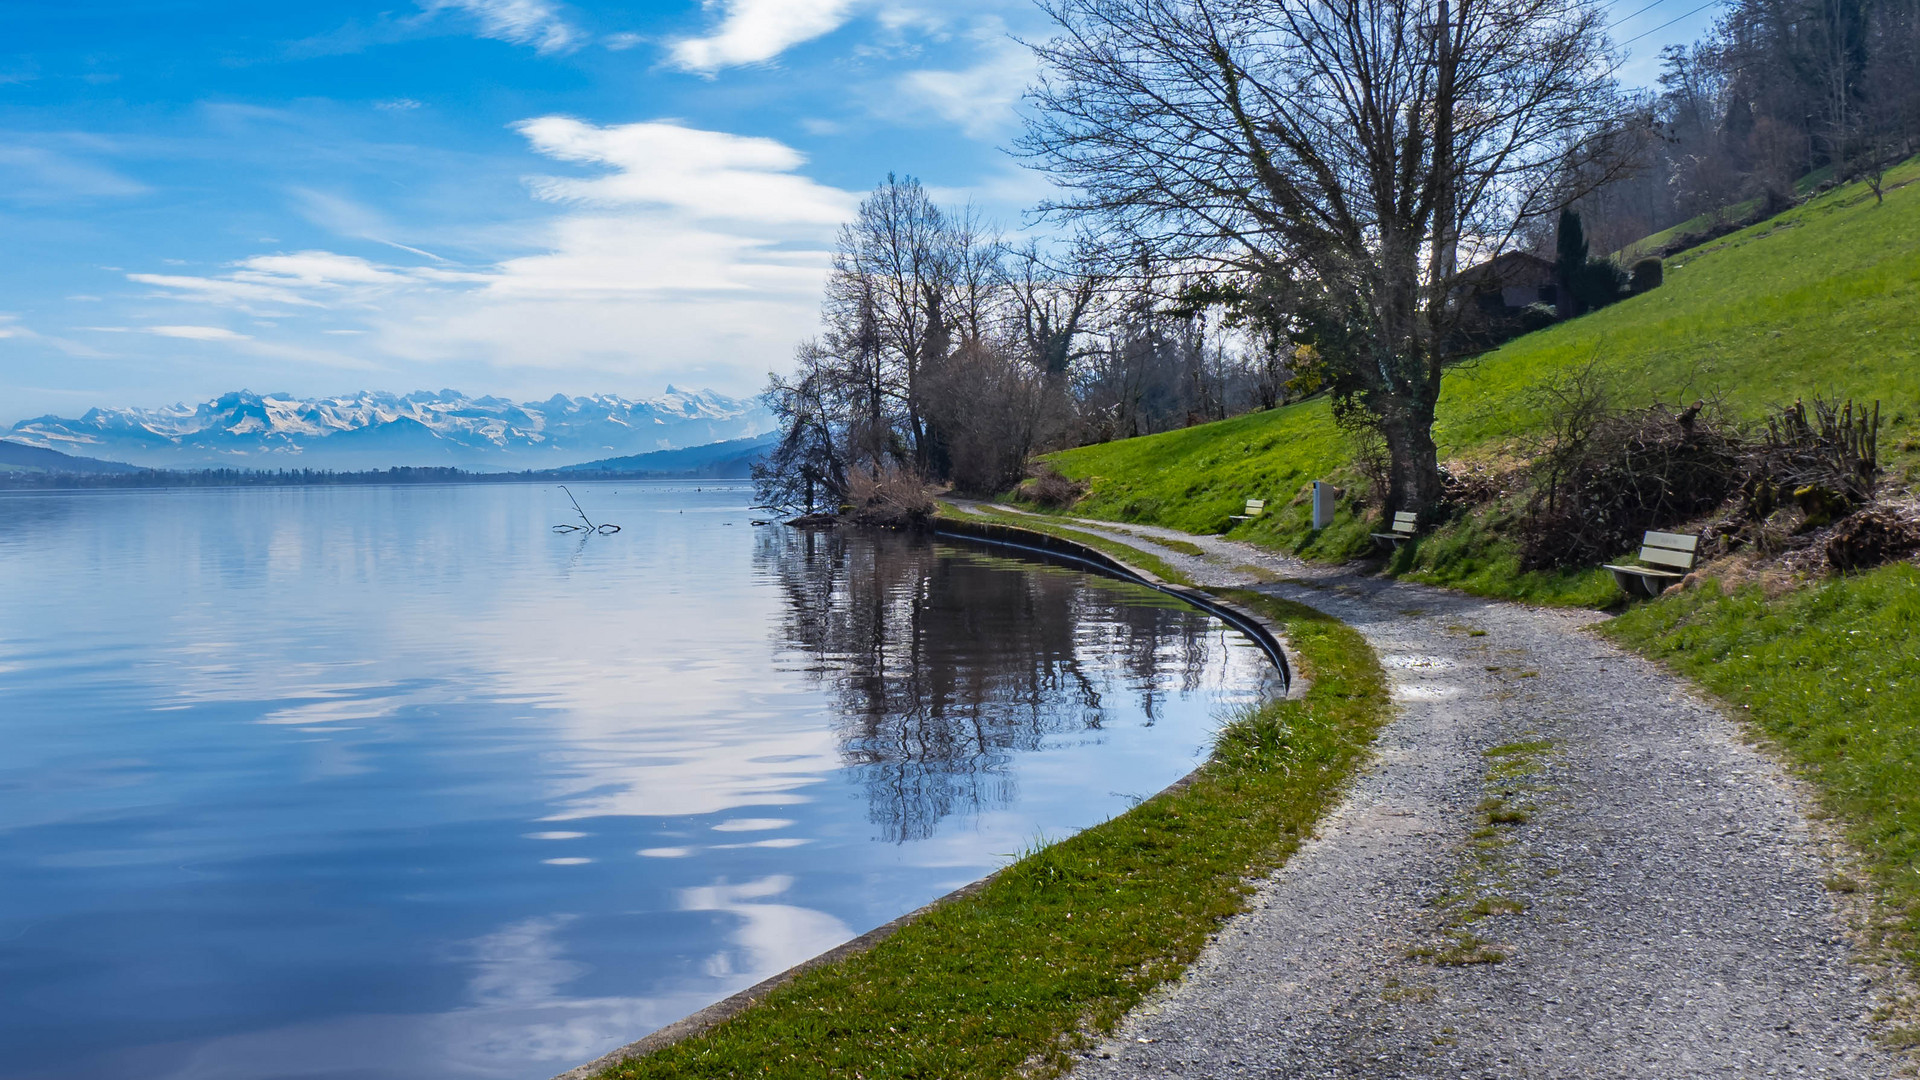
[1570,0,1920,252]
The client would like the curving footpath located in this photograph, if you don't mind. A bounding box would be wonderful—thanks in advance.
[963,506,1904,1079]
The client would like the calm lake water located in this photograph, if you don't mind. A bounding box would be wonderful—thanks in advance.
[0,482,1275,1080]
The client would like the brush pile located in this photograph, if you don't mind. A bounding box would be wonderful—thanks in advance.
[1517,390,1889,572]
[1519,401,1743,569]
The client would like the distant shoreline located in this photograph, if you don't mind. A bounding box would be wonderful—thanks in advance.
[0,467,757,490]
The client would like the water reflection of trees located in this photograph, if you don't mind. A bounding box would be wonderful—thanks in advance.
[756,527,1232,842]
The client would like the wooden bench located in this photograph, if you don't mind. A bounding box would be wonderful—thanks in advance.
[1370,510,1419,551]
[1229,498,1266,523]
[1603,530,1700,597]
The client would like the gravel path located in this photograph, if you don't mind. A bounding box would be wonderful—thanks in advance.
[965,506,1904,1078]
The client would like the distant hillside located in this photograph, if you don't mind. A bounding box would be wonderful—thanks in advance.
[1043,155,1920,535]
[561,433,776,478]
[0,440,141,475]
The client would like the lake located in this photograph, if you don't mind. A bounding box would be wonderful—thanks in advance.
[0,482,1276,1080]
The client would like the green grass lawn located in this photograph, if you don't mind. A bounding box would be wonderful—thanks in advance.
[593,590,1389,1080]
[1612,165,1838,263]
[1606,564,1920,1009]
[1039,155,1920,603]
[1439,155,1920,458]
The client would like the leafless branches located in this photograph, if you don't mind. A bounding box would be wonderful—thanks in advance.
[1019,0,1623,514]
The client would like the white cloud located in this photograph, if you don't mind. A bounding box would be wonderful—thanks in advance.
[129,252,482,316]
[127,273,324,310]
[515,117,855,224]
[234,251,413,287]
[0,146,148,203]
[124,118,857,392]
[895,35,1033,138]
[375,98,423,111]
[423,0,578,54]
[668,0,863,72]
[144,325,252,341]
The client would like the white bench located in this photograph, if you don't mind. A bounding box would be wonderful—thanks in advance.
[1370,510,1419,551]
[1603,530,1700,597]
[1229,498,1266,523]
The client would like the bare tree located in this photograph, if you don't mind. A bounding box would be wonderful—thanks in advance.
[760,175,1077,504]
[1019,0,1621,515]
[1004,238,1104,379]
[827,174,955,474]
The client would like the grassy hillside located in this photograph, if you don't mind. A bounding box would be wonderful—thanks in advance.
[1044,155,1920,589]
[1613,198,1761,264]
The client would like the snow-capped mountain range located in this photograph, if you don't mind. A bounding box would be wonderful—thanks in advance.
[4,387,775,471]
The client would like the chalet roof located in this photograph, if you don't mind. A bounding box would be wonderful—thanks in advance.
[1452,250,1555,286]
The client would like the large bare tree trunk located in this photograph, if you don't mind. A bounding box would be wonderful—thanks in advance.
[1379,405,1446,518]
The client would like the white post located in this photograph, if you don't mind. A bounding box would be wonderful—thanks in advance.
[1312,481,1343,529]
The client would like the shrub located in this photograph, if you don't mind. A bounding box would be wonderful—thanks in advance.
[1016,465,1089,509]
[1629,257,1663,294]
[1518,380,1887,569]
[844,466,936,529]
[1519,401,1742,568]
[1571,258,1629,313]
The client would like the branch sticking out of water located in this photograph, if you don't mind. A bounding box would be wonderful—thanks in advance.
[552,485,621,535]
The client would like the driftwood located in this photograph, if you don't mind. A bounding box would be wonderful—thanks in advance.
[552,485,621,535]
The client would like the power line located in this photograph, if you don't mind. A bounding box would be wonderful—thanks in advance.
[1618,0,1726,45]
[1608,0,1686,31]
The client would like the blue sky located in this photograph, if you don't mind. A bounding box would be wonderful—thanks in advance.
[0,0,1719,424]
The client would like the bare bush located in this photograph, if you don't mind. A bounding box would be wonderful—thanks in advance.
[843,467,937,530]
[922,340,1047,496]
[1518,372,1887,570]
[1743,398,1882,526]
[1016,465,1089,509]
[1336,400,1393,510]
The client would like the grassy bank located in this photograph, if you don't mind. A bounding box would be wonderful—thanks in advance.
[1606,564,1920,984]
[1035,155,1920,606]
[593,589,1389,1080]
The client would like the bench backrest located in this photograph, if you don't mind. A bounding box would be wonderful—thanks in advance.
[1638,530,1700,570]
[1392,511,1418,534]
[1244,499,1266,516]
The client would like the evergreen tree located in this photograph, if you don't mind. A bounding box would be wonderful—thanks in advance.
[1554,208,1589,316]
